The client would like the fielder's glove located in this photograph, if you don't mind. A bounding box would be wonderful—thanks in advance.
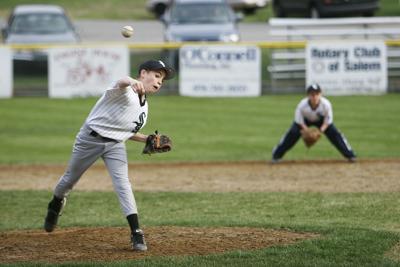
[142,130,172,155]
[300,127,321,148]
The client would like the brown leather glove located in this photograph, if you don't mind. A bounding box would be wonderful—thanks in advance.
[142,131,172,155]
[300,128,321,148]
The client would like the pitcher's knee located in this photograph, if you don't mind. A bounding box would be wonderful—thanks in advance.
[114,180,132,193]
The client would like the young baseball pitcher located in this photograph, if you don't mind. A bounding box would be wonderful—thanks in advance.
[272,84,356,163]
[44,60,174,251]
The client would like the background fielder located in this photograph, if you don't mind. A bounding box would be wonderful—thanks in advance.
[272,84,356,163]
[44,60,174,252]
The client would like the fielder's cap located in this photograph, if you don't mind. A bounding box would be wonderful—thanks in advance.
[307,83,322,93]
[138,60,175,80]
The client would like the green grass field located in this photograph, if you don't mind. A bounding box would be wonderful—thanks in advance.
[1,95,400,266]
[0,95,399,164]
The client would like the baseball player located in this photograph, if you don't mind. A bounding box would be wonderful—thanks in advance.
[44,60,175,252]
[272,84,356,163]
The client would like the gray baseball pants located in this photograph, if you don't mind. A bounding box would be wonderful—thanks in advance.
[54,124,138,216]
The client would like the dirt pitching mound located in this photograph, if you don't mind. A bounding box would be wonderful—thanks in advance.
[0,226,318,264]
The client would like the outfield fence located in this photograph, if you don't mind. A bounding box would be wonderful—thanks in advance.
[2,40,400,97]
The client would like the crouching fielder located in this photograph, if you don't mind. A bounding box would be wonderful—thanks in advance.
[272,84,356,163]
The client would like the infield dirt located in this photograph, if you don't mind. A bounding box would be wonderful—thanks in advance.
[1,159,399,193]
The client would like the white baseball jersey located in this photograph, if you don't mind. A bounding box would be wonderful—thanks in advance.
[294,96,333,125]
[85,80,148,142]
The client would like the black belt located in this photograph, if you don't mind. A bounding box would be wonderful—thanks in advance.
[90,130,117,142]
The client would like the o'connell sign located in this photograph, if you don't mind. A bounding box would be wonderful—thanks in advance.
[179,45,261,97]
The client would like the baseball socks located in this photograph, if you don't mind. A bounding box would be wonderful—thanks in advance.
[127,214,147,251]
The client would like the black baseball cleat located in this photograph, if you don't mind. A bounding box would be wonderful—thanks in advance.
[131,229,147,251]
[44,196,67,232]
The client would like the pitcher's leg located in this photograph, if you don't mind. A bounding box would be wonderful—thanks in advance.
[102,143,146,251]
[324,124,356,160]
[272,122,302,160]
[54,136,104,198]
[46,133,104,232]
[102,142,138,216]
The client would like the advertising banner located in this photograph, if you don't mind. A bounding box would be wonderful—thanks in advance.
[0,47,13,98]
[179,45,261,97]
[49,46,129,98]
[306,40,387,95]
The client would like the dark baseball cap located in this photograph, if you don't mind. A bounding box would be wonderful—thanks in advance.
[307,84,322,93]
[138,60,175,80]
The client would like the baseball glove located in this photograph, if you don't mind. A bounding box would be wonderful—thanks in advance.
[300,127,321,148]
[142,131,172,155]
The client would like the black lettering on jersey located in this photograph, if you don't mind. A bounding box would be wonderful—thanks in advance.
[138,94,146,107]
[132,112,146,133]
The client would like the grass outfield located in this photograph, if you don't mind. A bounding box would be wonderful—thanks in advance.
[1,95,400,266]
[0,95,399,164]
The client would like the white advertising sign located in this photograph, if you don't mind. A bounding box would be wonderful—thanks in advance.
[49,46,129,98]
[306,41,387,95]
[179,45,261,97]
[0,47,13,98]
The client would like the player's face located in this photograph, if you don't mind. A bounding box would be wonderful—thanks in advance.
[308,91,321,107]
[141,70,166,94]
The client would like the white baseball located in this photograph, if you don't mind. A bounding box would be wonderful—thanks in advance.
[121,25,134,38]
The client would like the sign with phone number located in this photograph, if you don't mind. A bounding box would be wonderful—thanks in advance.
[179,45,261,97]
[306,40,387,95]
